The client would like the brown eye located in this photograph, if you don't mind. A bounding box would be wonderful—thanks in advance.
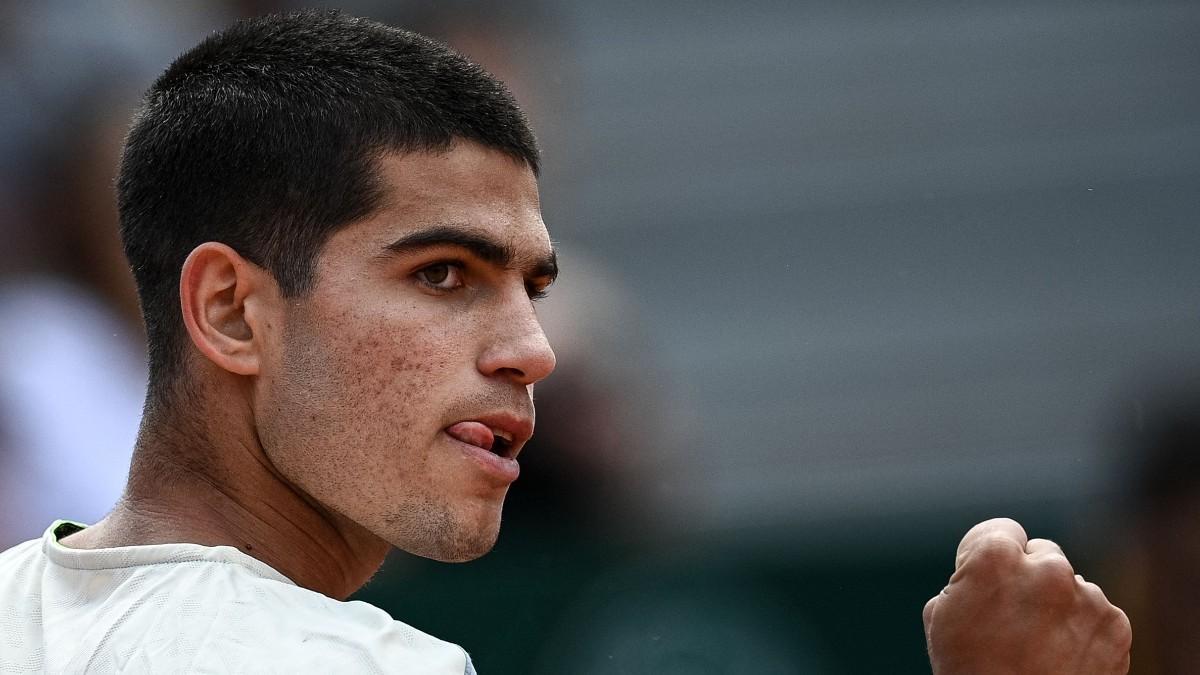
[415,262,463,290]
[422,264,449,284]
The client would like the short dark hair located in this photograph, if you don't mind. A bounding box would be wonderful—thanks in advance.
[117,9,539,404]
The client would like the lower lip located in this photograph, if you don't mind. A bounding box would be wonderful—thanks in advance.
[444,432,520,483]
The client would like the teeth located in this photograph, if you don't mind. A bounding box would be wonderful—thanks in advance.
[493,429,513,443]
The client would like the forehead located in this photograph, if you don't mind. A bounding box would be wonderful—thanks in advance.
[329,142,550,259]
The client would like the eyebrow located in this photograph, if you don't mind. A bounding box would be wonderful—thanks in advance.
[381,224,558,281]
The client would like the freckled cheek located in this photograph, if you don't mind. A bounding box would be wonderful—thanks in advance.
[265,306,483,501]
[285,297,476,425]
[329,315,462,415]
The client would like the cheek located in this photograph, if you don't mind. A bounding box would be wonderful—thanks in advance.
[259,297,474,478]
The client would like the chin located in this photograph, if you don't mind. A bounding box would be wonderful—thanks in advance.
[436,538,497,563]
[416,525,500,563]
[382,503,503,562]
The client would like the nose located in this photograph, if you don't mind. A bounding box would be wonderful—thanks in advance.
[476,298,557,386]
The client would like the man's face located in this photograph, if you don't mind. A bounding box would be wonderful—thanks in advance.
[255,142,557,562]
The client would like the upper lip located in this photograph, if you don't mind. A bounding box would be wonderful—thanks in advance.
[467,412,535,459]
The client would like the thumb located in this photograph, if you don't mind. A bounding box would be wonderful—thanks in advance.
[923,595,938,644]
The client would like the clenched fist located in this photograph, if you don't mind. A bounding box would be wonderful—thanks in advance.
[923,518,1131,674]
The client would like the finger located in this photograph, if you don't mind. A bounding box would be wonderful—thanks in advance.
[1024,537,1064,558]
[1111,606,1133,654]
[1076,575,1113,606]
[923,595,938,642]
[955,517,1028,570]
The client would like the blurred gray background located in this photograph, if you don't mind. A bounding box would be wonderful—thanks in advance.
[556,0,1200,534]
[1,1,1197,673]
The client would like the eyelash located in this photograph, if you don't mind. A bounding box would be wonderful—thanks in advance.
[413,260,552,302]
[526,284,550,302]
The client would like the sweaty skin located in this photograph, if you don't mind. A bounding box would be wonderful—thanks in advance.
[60,142,557,600]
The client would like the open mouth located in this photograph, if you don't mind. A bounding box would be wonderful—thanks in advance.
[445,421,517,458]
[491,435,512,457]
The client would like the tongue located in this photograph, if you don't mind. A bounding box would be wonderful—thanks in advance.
[446,421,495,452]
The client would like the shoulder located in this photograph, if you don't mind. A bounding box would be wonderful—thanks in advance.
[0,537,44,595]
[18,534,472,675]
[125,565,473,674]
[215,581,472,673]
[0,537,41,564]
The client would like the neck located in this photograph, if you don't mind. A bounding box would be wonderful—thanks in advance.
[65,386,390,600]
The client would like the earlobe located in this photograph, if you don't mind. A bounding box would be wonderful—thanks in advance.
[179,242,274,377]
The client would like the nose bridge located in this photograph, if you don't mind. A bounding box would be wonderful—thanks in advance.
[479,289,556,384]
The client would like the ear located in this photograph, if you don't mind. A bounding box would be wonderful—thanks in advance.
[179,242,278,376]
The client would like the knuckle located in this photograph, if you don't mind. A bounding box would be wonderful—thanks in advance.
[981,516,1022,531]
[1077,578,1108,604]
[923,596,938,628]
[963,535,1022,575]
[1026,538,1070,563]
[1028,557,1077,601]
[1033,554,1076,580]
[1104,606,1133,651]
[1025,536,1059,551]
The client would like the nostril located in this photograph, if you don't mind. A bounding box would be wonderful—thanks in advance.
[497,366,526,380]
